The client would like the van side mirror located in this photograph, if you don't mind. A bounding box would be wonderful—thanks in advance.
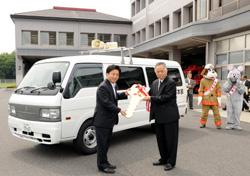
[52,72,61,84]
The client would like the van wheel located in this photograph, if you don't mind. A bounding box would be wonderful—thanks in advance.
[73,120,97,154]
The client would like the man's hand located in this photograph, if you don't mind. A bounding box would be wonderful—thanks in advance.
[120,110,127,117]
[143,96,151,101]
[125,89,129,96]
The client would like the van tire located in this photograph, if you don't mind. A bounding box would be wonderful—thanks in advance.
[73,120,97,155]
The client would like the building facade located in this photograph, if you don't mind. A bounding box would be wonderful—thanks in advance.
[12,1,250,84]
[11,6,132,84]
[130,0,250,79]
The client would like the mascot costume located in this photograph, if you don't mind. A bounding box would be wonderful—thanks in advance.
[222,65,245,130]
[198,64,222,129]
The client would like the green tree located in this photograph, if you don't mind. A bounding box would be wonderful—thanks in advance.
[0,52,16,79]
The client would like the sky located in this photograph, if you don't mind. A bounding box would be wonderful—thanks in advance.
[0,0,131,53]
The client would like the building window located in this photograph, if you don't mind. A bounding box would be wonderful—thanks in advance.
[221,67,228,80]
[141,0,146,10]
[216,40,229,53]
[199,0,207,19]
[97,33,111,43]
[189,5,193,23]
[80,33,95,47]
[131,2,135,16]
[229,51,243,64]
[209,0,212,11]
[216,54,227,65]
[229,36,245,51]
[149,23,154,39]
[136,31,141,44]
[40,31,56,46]
[246,50,250,62]
[132,33,135,45]
[155,20,161,36]
[219,0,222,7]
[216,67,228,80]
[215,68,222,80]
[59,32,74,46]
[173,10,182,29]
[141,28,146,42]
[246,34,250,49]
[22,30,38,45]
[183,3,193,25]
[136,0,140,14]
[162,16,170,33]
[149,0,154,4]
[114,34,127,47]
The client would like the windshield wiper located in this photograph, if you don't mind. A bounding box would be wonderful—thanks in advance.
[15,86,36,93]
[30,87,49,93]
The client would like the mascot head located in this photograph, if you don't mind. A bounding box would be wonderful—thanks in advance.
[227,65,244,84]
[201,64,217,79]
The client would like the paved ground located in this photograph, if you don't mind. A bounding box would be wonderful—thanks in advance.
[1,89,250,176]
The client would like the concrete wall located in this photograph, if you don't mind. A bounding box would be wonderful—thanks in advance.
[14,18,132,84]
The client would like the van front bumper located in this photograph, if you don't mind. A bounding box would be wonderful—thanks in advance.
[8,115,62,144]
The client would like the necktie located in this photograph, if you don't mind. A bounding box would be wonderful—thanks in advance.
[112,84,117,99]
[158,80,162,91]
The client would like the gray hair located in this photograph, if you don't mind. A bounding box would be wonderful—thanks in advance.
[155,62,167,69]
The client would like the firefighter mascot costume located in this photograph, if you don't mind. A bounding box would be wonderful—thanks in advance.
[198,64,222,129]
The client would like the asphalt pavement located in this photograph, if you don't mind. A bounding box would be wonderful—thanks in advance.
[1,89,250,176]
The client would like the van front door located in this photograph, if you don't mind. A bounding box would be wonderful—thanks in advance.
[61,63,104,139]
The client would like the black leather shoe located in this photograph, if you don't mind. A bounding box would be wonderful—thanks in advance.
[164,163,174,171]
[99,167,115,174]
[153,160,166,166]
[108,164,117,169]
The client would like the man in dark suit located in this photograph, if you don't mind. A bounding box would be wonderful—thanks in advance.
[242,75,250,111]
[185,71,196,109]
[93,65,127,174]
[144,62,180,171]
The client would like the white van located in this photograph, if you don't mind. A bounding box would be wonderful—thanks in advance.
[8,54,187,154]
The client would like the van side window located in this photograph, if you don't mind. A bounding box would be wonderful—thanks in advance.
[146,67,157,86]
[64,63,103,98]
[168,68,182,86]
[117,66,146,90]
[146,67,182,86]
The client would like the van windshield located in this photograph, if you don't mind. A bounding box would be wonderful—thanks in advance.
[18,62,69,89]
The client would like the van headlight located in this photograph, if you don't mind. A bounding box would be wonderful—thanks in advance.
[8,104,16,116]
[40,108,60,120]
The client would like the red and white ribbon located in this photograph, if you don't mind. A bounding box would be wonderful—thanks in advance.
[204,79,218,96]
[136,84,150,112]
[229,85,237,95]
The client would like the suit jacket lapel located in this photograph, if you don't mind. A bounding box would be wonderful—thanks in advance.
[158,77,169,95]
[105,79,116,101]
[154,80,159,95]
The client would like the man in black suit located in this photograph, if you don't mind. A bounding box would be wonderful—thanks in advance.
[93,65,127,174]
[144,62,179,171]
[242,75,250,111]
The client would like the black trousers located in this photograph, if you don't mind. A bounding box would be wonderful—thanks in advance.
[95,127,113,170]
[242,93,249,110]
[155,121,179,166]
[187,93,193,109]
